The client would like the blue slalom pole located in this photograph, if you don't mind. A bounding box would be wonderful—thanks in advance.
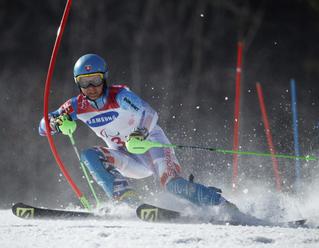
[290,79,301,192]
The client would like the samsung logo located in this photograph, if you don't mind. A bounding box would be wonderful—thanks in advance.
[87,112,119,127]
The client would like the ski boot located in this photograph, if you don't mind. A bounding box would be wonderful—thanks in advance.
[166,175,222,206]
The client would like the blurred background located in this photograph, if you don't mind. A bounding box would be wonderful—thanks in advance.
[1,0,319,209]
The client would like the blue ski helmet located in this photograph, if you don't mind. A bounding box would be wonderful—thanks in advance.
[73,54,109,82]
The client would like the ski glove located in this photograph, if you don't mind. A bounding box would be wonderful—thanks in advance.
[49,115,63,133]
[49,114,76,135]
[128,127,149,141]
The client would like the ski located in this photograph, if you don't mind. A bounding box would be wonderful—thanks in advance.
[12,202,99,220]
[136,203,311,228]
[13,202,314,228]
[283,218,308,228]
[136,203,246,224]
[136,203,181,222]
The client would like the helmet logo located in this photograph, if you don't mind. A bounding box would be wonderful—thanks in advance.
[84,65,92,71]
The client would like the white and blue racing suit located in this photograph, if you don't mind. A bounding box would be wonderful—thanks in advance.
[39,85,223,206]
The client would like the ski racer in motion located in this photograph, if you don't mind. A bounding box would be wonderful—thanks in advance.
[39,53,242,217]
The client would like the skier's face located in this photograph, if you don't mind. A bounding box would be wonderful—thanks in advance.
[81,83,104,100]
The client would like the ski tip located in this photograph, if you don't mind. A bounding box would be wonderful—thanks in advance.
[136,204,158,222]
[12,202,36,219]
[11,202,98,220]
[286,219,308,227]
[136,203,181,222]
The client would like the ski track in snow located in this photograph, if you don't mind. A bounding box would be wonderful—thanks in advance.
[1,210,319,248]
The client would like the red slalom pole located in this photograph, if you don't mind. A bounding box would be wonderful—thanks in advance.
[232,41,243,190]
[256,82,282,191]
[43,0,91,209]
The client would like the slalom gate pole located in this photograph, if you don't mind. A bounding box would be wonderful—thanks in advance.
[256,82,282,191]
[232,41,244,190]
[43,0,92,210]
[290,79,301,192]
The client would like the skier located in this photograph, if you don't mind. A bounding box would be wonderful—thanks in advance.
[39,53,237,211]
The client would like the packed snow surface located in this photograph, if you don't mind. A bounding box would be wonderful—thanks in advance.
[1,208,319,248]
[2,182,319,248]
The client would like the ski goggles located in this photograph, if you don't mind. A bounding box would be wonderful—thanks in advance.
[75,73,104,88]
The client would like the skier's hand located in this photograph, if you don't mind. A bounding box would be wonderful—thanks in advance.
[128,127,149,141]
[49,115,63,133]
[49,114,76,135]
[58,114,77,136]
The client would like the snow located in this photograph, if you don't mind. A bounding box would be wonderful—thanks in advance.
[1,209,319,248]
[2,182,319,248]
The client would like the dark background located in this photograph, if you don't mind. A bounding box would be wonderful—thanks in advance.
[1,0,319,209]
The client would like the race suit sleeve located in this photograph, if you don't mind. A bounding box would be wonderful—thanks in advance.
[115,88,158,133]
[38,97,78,136]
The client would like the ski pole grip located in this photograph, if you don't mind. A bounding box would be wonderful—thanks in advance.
[126,137,166,154]
[59,115,77,136]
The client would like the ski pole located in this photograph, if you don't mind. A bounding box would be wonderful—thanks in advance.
[126,137,317,161]
[59,115,101,208]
